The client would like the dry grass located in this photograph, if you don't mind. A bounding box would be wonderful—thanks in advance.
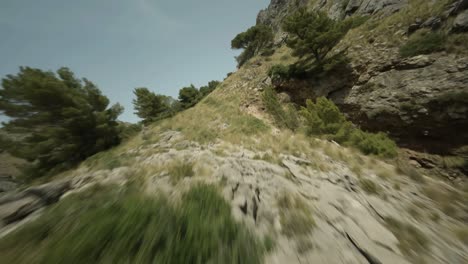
[359,178,380,195]
[168,160,195,184]
[454,227,468,246]
[396,159,425,183]
[366,0,452,44]
[385,217,429,261]
[277,193,315,238]
[422,184,464,219]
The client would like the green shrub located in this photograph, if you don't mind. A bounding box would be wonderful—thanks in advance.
[399,31,446,57]
[349,130,398,158]
[301,97,347,135]
[268,64,291,81]
[300,97,397,157]
[262,87,299,131]
[268,64,307,81]
[0,184,265,264]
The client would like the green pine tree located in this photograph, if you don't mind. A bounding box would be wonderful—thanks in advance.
[199,80,220,97]
[178,85,201,109]
[282,9,348,67]
[231,25,274,67]
[133,87,174,124]
[0,67,123,176]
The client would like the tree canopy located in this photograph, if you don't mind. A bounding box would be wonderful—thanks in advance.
[0,67,123,176]
[199,80,220,97]
[178,85,201,109]
[133,88,175,124]
[132,80,220,125]
[282,9,348,66]
[231,25,274,67]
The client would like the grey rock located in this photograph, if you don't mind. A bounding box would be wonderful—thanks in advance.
[277,92,291,103]
[395,55,435,70]
[0,196,43,225]
[345,0,362,15]
[0,176,17,193]
[25,180,71,204]
[452,10,468,32]
[421,16,442,30]
[0,180,71,226]
[407,23,421,35]
[449,0,468,16]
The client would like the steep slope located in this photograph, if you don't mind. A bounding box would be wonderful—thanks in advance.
[1,54,468,263]
[260,0,468,155]
[1,1,468,264]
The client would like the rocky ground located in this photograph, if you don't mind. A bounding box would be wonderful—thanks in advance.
[1,129,467,263]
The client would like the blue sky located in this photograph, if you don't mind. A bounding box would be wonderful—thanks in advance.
[0,0,269,123]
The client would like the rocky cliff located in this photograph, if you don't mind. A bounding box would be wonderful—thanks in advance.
[259,0,468,155]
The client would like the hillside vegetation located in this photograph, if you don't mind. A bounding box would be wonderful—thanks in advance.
[1,0,468,263]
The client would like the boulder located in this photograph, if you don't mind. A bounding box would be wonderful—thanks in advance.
[452,10,468,32]
[345,0,362,15]
[421,16,442,30]
[395,55,435,70]
[0,180,71,226]
[0,176,17,193]
[449,0,468,16]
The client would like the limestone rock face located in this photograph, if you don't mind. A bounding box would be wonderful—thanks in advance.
[257,0,408,31]
[260,0,468,154]
[335,53,468,153]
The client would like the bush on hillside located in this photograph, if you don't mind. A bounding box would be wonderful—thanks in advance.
[301,97,397,157]
[0,67,123,176]
[0,184,266,264]
[301,97,347,135]
[268,64,291,81]
[268,64,308,81]
[349,130,398,157]
[231,25,274,67]
[178,84,201,109]
[199,80,220,97]
[262,87,299,131]
[399,31,446,57]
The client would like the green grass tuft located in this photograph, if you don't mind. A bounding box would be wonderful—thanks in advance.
[399,31,446,57]
[0,184,265,264]
[262,87,299,131]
